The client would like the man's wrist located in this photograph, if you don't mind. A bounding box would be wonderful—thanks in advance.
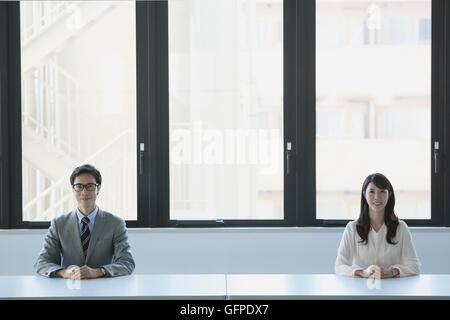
[99,267,106,277]
[55,269,66,278]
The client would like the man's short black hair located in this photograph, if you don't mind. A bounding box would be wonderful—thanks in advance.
[70,164,102,185]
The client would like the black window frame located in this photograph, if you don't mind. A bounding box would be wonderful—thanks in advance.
[0,0,449,229]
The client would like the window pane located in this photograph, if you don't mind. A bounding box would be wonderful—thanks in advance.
[21,1,137,221]
[316,0,431,220]
[169,0,283,220]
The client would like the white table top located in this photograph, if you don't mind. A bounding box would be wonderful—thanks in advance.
[1,274,450,300]
[226,274,450,300]
[0,274,227,300]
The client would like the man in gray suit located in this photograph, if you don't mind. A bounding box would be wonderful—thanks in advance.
[34,164,135,279]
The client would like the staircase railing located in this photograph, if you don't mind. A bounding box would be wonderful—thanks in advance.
[23,130,136,221]
[20,1,82,45]
[22,55,80,160]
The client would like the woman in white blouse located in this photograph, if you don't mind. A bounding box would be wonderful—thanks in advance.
[335,173,421,278]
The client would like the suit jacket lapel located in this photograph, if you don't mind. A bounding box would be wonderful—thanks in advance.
[85,208,106,263]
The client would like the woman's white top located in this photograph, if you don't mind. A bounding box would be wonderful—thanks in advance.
[335,220,421,277]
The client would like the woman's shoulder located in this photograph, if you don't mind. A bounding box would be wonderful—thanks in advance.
[396,219,410,232]
[344,219,358,231]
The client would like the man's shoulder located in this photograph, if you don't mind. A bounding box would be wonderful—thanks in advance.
[52,210,76,224]
[98,210,125,225]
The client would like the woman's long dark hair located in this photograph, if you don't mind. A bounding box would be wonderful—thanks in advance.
[356,173,399,245]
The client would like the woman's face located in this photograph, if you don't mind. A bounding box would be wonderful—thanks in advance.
[364,182,390,213]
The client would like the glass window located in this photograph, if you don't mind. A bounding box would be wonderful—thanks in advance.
[168,0,283,220]
[316,0,431,220]
[419,18,431,44]
[383,18,416,45]
[20,1,137,221]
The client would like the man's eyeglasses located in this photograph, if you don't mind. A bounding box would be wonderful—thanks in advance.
[72,183,98,192]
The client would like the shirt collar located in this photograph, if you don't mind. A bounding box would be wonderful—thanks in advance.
[370,223,386,235]
[76,206,99,224]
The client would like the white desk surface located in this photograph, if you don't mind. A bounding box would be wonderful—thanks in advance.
[1,274,450,300]
[226,274,450,300]
[0,274,226,300]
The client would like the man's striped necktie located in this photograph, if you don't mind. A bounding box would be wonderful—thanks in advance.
[80,217,91,257]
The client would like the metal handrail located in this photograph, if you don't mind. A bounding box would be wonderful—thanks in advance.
[23,130,133,212]
[21,1,82,45]
[22,114,73,153]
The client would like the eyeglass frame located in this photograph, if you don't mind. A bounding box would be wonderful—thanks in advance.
[72,183,99,192]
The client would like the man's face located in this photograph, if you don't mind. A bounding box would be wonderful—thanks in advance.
[73,173,101,213]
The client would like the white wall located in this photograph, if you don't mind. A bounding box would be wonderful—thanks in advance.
[0,227,449,276]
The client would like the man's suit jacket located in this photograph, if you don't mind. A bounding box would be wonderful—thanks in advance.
[34,209,135,277]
